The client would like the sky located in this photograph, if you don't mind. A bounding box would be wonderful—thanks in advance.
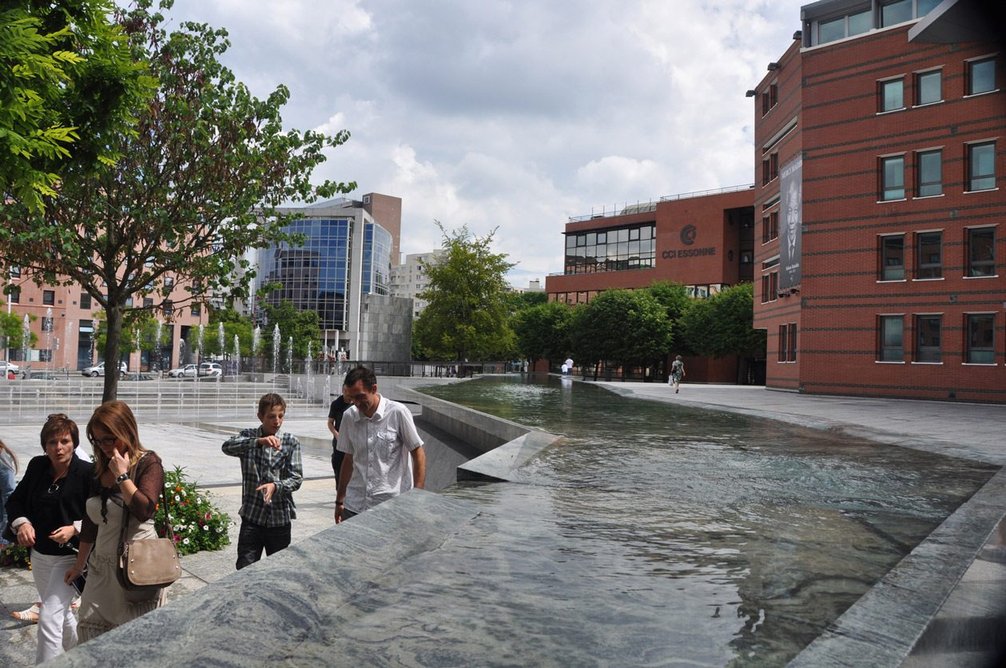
[164,0,807,287]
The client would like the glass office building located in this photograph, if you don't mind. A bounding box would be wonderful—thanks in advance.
[257,204,393,332]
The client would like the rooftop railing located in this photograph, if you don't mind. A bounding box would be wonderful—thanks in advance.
[568,183,755,223]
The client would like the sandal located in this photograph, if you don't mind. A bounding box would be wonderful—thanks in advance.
[11,603,40,623]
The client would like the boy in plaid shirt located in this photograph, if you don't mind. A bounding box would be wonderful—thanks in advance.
[222,393,303,570]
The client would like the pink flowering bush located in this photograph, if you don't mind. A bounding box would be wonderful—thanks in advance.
[155,466,232,555]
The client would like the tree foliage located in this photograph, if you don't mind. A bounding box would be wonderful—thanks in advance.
[206,307,254,358]
[678,283,765,358]
[570,289,671,374]
[512,301,572,368]
[0,0,353,400]
[413,223,515,361]
[260,299,322,362]
[0,306,36,356]
[0,0,152,212]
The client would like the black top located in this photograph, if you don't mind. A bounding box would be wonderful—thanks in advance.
[329,396,351,433]
[5,453,93,556]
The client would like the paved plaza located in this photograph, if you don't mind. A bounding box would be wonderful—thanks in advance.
[1,378,1004,666]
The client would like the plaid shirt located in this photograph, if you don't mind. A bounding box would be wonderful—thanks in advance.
[222,427,303,527]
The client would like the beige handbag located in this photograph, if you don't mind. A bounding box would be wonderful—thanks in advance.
[117,484,181,591]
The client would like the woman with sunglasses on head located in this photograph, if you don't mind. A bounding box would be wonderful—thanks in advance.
[4,414,92,664]
[64,400,166,642]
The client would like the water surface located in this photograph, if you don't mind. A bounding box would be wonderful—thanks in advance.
[412,377,995,666]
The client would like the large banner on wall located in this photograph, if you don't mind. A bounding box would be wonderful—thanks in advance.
[779,154,802,291]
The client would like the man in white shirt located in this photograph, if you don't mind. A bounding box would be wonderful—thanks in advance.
[335,366,426,522]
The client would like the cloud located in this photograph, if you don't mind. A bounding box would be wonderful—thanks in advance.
[161,0,806,280]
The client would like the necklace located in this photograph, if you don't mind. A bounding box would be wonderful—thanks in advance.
[48,468,69,495]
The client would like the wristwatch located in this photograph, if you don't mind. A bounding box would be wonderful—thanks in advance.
[115,472,130,484]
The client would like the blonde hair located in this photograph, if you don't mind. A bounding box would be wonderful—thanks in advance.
[87,400,147,477]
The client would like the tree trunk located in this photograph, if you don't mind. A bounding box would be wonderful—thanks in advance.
[101,303,124,402]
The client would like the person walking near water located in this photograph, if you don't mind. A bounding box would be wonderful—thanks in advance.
[669,355,686,393]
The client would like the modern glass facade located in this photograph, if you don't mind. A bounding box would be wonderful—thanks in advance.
[363,222,392,295]
[563,223,656,275]
[258,215,392,331]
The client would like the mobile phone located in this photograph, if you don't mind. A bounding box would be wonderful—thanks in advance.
[71,572,86,596]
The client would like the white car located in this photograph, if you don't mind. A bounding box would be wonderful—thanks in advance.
[0,360,20,375]
[168,364,198,378]
[82,361,127,377]
[198,362,223,378]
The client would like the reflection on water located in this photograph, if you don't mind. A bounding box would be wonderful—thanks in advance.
[420,376,996,666]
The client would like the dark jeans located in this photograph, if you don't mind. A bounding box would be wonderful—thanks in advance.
[235,520,291,570]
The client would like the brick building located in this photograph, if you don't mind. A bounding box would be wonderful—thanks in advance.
[752,0,1005,402]
[544,186,756,382]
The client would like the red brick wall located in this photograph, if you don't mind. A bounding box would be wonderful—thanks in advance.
[797,27,1006,402]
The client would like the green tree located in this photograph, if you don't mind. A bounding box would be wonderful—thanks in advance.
[0,306,36,360]
[0,0,153,212]
[513,301,572,369]
[261,300,322,363]
[570,289,671,379]
[207,307,254,358]
[0,0,353,401]
[678,283,765,359]
[414,223,515,361]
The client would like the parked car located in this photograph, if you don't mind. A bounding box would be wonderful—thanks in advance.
[0,360,20,375]
[167,364,198,378]
[198,362,223,378]
[82,361,127,377]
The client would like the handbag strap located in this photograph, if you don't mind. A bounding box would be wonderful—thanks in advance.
[116,454,174,556]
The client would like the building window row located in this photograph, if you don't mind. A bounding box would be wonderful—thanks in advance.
[878,226,997,281]
[778,323,797,362]
[879,141,997,201]
[878,312,997,364]
[812,0,946,46]
[878,56,997,113]
[563,223,656,275]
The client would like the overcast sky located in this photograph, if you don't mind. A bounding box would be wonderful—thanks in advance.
[164,0,806,286]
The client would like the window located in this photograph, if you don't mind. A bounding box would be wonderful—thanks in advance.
[915,70,941,105]
[787,323,797,362]
[9,266,20,278]
[763,154,779,184]
[164,276,175,288]
[41,317,53,332]
[879,78,904,112]
[879,315,904,362]
[80,292,91,310]
[817,10,871,44]
[42,290,55,305]
[918,0,941,15]
[968,142,996,191]
[881,0,912,27]
[914,315,941,362]
[968,57,997,96]
[880,235,905,280]
[761,272,779,303]
[881,155,905,200]
[8,286,19,304]
[966,313,995,364]
[967,227,996,277]
[778,325,788,361]
[762,211,779,243]
[143,297,154,308]
[162,301,173,317]
[191,303,201,317]
[916,149,942,197]
[916,231,942,279]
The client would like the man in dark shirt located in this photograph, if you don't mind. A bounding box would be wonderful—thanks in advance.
[326,383,351,493]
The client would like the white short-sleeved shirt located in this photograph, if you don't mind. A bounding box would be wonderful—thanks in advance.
[336,395,424,513]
